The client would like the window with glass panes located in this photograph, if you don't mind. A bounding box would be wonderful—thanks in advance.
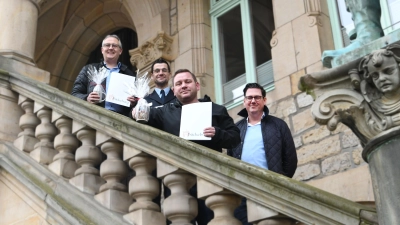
[210,0,275,108]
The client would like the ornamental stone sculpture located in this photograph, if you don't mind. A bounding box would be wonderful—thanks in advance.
[301,45,400,146]
[300,44,400,225]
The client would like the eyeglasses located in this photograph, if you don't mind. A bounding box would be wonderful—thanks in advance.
[102,43,120,49]
[153,68,169,73]
[244,96,263,101]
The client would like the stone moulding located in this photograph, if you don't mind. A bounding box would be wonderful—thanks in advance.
[129,31,176,70]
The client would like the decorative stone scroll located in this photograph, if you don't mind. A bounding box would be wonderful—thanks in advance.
[300,44,400,146]
[129,31,176,70]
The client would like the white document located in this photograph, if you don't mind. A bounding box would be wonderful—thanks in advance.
[105,72,136,107]
[180,102,212,140]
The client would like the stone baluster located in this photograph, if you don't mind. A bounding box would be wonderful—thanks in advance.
[246,200,296,225]
[0,71,23,142]
[123,145,165,225]
[94,132,132,213]
[13,95,39,152]
[30,103,58,164]
[69,121,105,194]
[158,159,197,225]
[197,178,241,225]
[48,112,80,178]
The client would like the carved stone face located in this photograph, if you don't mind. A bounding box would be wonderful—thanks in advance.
[368,56,400,98]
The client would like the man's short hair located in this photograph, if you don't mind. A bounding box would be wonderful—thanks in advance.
[102,34,123,49]
[173,69,197,84]
[243,83,266,97]
[151,58,171,73]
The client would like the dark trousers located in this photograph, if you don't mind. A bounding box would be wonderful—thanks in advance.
[234,198,252,225]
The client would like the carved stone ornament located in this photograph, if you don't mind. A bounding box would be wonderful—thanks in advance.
[129,31,175,70]
[299,44,400,146]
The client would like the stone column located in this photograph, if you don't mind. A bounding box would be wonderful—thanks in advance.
[0,0,40,65]
[158,159,197,225]
[197,178,241,225]
[299,44,400,224]
[363,129,400,225]
[30,103,58,164]
[123,145,165,225]
[69,121,105,195]
[13,95,39,151]
[48,112,80,178]
[94,132,132,214]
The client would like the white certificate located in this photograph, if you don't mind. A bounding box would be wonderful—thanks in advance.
[105,72,136,107]
[180,102,212,140]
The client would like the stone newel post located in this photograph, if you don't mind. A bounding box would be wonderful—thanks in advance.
[299,44,400,225]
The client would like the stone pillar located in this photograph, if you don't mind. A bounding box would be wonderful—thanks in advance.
[13,95,39,150]
[363,129,400,225]
[158,159,197,225]
[48,112,80,178]
[299,44,400,224]
[69,121,105,195]
[94,132,132,214]
[0,0,39,65]
[30,103,58,164]
[123,145,165,225]
[197,178,241,225]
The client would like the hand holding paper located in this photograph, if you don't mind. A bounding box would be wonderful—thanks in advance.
[180,102,212,140]
[105,72,136,107]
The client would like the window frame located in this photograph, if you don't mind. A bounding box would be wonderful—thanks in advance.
[210,0,261,109]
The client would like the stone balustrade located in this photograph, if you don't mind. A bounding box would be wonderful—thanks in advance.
[0,69,379,225]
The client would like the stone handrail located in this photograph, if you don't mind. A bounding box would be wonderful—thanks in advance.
[2,69,378,225]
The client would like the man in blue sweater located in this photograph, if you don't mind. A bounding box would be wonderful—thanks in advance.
[228,83,298,225]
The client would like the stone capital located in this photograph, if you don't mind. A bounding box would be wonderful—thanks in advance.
[129,31,176,70]
[300,43,400,147]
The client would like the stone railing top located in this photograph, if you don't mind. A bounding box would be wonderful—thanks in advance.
[4,69,377,224]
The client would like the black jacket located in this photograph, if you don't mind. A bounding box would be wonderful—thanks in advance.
[71,62,135,116]
[227,106,297,178]
[136,95,240,152]
[144,89,176,107]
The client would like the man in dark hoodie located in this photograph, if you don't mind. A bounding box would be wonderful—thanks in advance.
[131,68,240,225]
[227,83,298,225]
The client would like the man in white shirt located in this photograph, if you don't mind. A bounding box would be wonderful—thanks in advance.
[144,58,176,107]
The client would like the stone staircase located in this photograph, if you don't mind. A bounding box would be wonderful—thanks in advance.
[0,68,378,224]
